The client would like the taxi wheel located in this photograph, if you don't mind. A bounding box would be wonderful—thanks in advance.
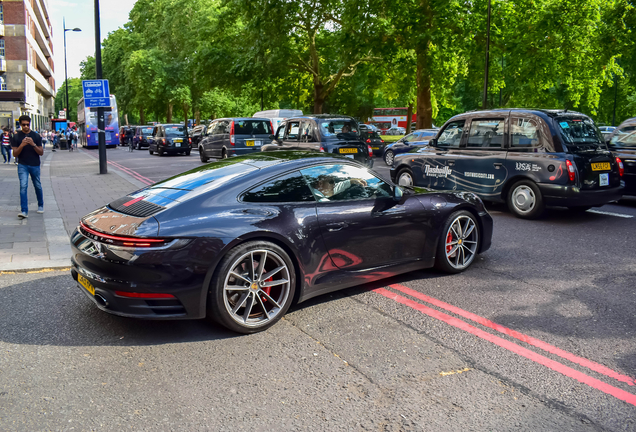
[507,180,545,219]
[207,241,296,334]
[384,150,395,166]
[185,150,191,156]
[435,210,480,274]
[396,169,414,187]
[200,148,208,162]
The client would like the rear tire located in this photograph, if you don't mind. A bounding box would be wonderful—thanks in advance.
[148,149,153,155]
[185,150,191,156]
[221,149,227,159]
[158,148,164,156]
[434,210,481,274]
[207,241,296,334]
[507,180,545,219]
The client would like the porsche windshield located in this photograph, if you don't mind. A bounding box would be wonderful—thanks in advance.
[557,118,606,150]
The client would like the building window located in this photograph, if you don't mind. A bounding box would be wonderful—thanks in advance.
[0,40,4,58]
[0,76,7,91]
[0,4,4,24]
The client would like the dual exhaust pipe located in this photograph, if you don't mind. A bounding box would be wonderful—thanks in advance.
[94,293,109,308]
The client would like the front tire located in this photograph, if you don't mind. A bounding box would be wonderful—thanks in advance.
[384,150,395,166]
[507,180,545,219]
[435,210,481,273]
[207,241,296,334]
[396,168,414,187]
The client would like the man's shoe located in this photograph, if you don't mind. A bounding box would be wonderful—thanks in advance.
[37,206,44,214]
[18,212,28,219]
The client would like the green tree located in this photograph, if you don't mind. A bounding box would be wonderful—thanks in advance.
[54,78,84,122]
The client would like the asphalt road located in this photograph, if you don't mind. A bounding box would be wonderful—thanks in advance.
[1,146,634,431]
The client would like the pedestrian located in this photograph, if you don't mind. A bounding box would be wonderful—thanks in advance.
[1,127,12,163]
[41,129,47,151]
[52,130,58,151]
[11,115,44,219]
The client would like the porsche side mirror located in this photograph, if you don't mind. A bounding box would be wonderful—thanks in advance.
[394,185,404,203]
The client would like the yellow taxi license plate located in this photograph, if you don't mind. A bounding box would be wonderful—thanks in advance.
[371,147,379,150]
[174,138,183,143]
[339,148,358,154]
[78,275,95,296]
[591,162,610,171]
[246,140,255,146]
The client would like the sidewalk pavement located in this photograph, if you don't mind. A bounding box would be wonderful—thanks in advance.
[0,149,146,272]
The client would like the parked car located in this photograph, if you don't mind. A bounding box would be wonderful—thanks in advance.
[383,129,438,165]
[361,130,386,156]
[148,124,192,156]
[70,152,492,334]
[359,123,380,133]
[190,124,208,148]
[386,126,406,136]
[390,109,624,219]
[598,126,617,143]
[607,130,634,195]
[133,125,155,149]
[119,126,136,146]
[198,118,274,162]
[262,115,374,168]
[605,117,636,144]
[253,109,303,133]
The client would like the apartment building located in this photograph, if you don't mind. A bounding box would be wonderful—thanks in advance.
[0,0,55,132]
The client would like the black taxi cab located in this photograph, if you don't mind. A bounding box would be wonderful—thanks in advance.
[261,115,374,168]
[390,109,624,218]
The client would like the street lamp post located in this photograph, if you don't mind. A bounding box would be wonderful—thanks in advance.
[482,0,492,110]
[63,18,81,120]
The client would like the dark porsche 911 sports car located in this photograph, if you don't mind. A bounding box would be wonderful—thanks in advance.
[71,152,493,333]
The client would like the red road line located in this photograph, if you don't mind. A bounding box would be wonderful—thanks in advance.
[389,283,636,387]
[373,288,636,407]
[79,149,154,185]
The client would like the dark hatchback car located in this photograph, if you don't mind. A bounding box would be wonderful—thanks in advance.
[262,115,374,168]
[148,124,192,156]
[70,152,492,334]
[608,131,635,195]
[361,130,386,156]
[383,129,438,166]
[133,125,155,149]
[199,118,274,162]
[390,109,625,219]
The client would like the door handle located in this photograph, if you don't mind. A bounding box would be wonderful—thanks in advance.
[447,160,455,166]
[494,163,503,168]
[325,222,348,231]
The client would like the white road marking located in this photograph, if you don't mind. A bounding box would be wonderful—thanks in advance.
[587,209,633,218]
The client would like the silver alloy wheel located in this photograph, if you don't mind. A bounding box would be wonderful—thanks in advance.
[444,215,479,270]
[511,185,536,215]
[398,171,414,187]
[223,249,291,328]
[384,150,394,166]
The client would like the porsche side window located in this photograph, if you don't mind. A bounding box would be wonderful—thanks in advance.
[467,119,505,148]
[242,171,315,203]
[300,164,392,202]
[437,121,465,148]
[510,117,540,148]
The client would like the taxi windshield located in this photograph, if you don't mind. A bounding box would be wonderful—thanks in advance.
[556,118,606,150]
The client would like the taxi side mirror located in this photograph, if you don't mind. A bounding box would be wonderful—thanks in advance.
[429,138,437,146]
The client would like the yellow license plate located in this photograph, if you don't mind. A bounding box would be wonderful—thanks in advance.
[174,138,183,143]
[591,162,610,171]
[371,147,379,150]
[78,274,95,296]
[246,140,254,146]
[339,148,358,154]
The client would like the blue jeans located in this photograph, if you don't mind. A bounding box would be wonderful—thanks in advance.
[18,164,43,214]
[1,145,10,162]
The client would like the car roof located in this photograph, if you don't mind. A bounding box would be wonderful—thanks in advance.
[214,117,271,121]
[287,114,356,121]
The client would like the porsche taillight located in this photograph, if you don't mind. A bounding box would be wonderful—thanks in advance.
[565,160,576,182]
[79,222,169,248]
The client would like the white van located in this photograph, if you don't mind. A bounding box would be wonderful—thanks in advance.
[253,109,303,133]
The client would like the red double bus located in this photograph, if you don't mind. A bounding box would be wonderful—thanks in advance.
[369,107,416,133]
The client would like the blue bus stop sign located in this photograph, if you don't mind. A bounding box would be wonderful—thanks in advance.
[82,80,111,108]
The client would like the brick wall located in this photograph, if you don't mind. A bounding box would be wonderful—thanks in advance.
[5,36,27,61]
[4,2,26,25]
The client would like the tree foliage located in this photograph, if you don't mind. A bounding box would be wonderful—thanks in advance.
[76,0,636,127]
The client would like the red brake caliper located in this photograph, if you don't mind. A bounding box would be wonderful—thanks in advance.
[261,268,272,302]
[446,231,453,254]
